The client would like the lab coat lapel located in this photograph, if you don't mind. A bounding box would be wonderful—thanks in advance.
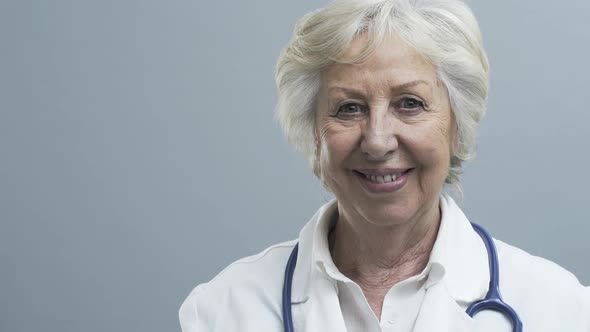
[413,282,475,332]
[290,200,347,330]
[291,274,348,331]
[414,196,490,332]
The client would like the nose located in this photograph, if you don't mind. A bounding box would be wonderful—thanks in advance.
[360,109,399,161]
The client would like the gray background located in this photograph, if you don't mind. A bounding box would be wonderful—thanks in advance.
[1,0,588,331]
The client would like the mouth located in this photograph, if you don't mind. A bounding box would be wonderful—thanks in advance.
[352,168,413,193]
[354,168,412,183]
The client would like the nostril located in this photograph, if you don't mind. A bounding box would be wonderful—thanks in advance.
[360,135,399,161]
[362,150,395,162]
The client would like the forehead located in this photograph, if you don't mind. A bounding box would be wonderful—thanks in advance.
[322,35,437,88]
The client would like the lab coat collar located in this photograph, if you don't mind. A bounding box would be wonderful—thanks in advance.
[289,200,336,304]
[413,195,491,331]
[290,195,490,315]
[429,195,490,303]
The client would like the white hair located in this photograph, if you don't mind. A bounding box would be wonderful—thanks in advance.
[275,0,489,189]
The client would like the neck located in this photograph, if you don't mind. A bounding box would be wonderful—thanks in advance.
[330,200,441,291]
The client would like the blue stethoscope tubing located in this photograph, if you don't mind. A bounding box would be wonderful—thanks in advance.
[282,222,523,332]
[467,223,522,331]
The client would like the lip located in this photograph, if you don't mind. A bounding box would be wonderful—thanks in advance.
[353,168,412,194]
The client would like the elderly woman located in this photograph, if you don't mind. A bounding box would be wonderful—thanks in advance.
[179,0,590,331]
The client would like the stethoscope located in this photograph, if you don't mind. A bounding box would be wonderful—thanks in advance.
[282,222,523,332]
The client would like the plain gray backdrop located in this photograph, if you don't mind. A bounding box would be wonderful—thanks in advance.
[1,0,589,331]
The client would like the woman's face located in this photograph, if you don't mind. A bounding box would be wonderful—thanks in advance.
[315,35,456,226]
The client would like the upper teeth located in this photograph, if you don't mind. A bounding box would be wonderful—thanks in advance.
[365,173,399,183]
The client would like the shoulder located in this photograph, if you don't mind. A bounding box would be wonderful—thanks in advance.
[198,239,296,298]
[495,239,583,287]
[179,240,297,331]
[494,240,590,329]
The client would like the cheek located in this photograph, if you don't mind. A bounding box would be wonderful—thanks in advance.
[410,120,453,170]
[317,123,361,173]
[320,136,352,171]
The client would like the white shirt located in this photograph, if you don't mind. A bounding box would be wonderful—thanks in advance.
[179,195,590,331]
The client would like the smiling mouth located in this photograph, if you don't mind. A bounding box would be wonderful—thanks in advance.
[353,169,412,184]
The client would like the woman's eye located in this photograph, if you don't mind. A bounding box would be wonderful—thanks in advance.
[396,97,425,114]
[336,103,364,117]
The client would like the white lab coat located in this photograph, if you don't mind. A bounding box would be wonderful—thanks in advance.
[179,196,590,331]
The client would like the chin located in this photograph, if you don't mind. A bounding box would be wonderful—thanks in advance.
[353,199,419,227]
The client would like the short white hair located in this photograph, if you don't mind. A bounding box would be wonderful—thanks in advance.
[275,0,489,188]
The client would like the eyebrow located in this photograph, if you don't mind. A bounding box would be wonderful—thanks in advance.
[327,80,430,96]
